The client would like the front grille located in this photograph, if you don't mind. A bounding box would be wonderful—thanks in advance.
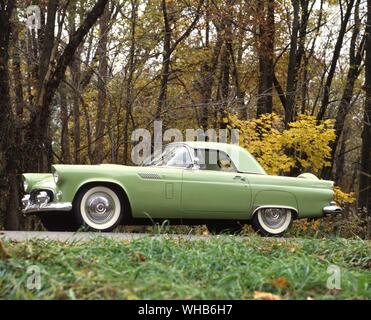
[29,189,54,203]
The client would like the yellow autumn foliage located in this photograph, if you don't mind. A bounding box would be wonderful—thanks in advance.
[333,186,356,205]
[226,113,335,175]
[225,113,355,207]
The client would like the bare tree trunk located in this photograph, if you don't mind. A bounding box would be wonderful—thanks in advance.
[218,0,233,129]
[220,41,230,128]
[60,86,71,163]
[26,0,109,172]
[93,4,110,164]
[155,0,204,123]
[0,1,19,230]
[358,0,371,214]
[39,0,58,86]
[199,31,222,130]
[123,0,138,164]
[334,129,348,187]
[68,1,81,164]
[285,0,300,126]
[71,71,81,164]
[11,24,25,118]
[256,0,274,116]
[155,0,172,122]
[317,0,355,120]
[323,0,364,180]
[284,0,312,125]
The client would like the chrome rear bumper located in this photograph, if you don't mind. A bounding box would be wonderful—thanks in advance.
[323,201,342,216]
[22,194,72,214]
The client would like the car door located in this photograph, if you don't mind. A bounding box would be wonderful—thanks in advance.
[132,145,191,219]
[181,149,252,219]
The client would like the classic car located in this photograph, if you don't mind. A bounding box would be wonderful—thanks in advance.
[21,141,342,236]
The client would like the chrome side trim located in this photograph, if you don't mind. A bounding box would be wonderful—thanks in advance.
[138,173,162,179]
[22,201,73,214]
[252,205,299,217]
[323,201,342,216]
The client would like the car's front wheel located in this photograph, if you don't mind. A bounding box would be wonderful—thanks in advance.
[251,208,293,237]
[74,185,124,232]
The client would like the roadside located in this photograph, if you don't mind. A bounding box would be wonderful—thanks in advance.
[0,235,369,299]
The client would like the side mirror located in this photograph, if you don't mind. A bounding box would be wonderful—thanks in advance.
[192,157,200,169]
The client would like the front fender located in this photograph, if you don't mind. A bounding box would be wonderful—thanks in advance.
[23,173,55,193]
[55,175,131,206]
[73,178,131,203]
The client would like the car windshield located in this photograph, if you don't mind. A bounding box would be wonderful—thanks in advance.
[143,145,192,168]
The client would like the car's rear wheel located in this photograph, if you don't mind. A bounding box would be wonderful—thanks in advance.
[251,208,293,237]
[38,212,79,232]
[74,185,124,232]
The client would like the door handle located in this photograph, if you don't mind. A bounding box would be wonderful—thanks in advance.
[234,175,246,181]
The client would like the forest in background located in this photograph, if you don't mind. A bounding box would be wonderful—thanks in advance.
[0,0,370,236]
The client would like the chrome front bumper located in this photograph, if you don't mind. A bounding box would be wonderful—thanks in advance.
[22,194,72,214]
[323,201,342,216]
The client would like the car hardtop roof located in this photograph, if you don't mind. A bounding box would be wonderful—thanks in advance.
[167,141,267,175]
[169,141,242,151]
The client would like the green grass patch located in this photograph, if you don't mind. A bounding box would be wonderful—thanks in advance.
[0,236,370,299]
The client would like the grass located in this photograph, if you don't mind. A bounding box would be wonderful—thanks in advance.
[0,235,370,299]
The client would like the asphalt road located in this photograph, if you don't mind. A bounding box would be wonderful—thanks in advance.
[0,230,216,242]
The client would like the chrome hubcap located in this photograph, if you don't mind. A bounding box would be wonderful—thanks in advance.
[85,192,115,224]
[261,208,287,229]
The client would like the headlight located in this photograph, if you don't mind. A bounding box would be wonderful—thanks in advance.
[23,179,28,192]
[53,171,60,184]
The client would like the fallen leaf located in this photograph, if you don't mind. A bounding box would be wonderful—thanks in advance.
[74,268,90,276]
[271,276,288,289]
[133,251,146,262]
[0,240,10,259]
[253,291,282,300]
[123,289,140,300]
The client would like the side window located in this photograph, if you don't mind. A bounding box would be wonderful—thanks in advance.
[165,146,192,168]
[195,149,237,172]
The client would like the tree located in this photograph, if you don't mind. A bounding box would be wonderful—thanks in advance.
[0,0,17,229]
[323,0,364,180]
[317,0,356,121]
[123,0,139,164]
[0,0,108,230]
[359,0,371,213]
[93,3,110,164]
[155,0,204,122]
[25,0,109,172]
[256,0,275,116]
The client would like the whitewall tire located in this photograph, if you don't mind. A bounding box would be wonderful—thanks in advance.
[252,208,293,237]
[74,185,124,231]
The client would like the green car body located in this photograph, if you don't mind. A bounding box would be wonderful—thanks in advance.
[22,142,341,235]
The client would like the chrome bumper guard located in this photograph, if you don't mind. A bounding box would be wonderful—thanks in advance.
[323,201,342,216]
[22,193,72,214]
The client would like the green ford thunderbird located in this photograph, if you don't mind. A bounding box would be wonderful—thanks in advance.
[22,142,341,236]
